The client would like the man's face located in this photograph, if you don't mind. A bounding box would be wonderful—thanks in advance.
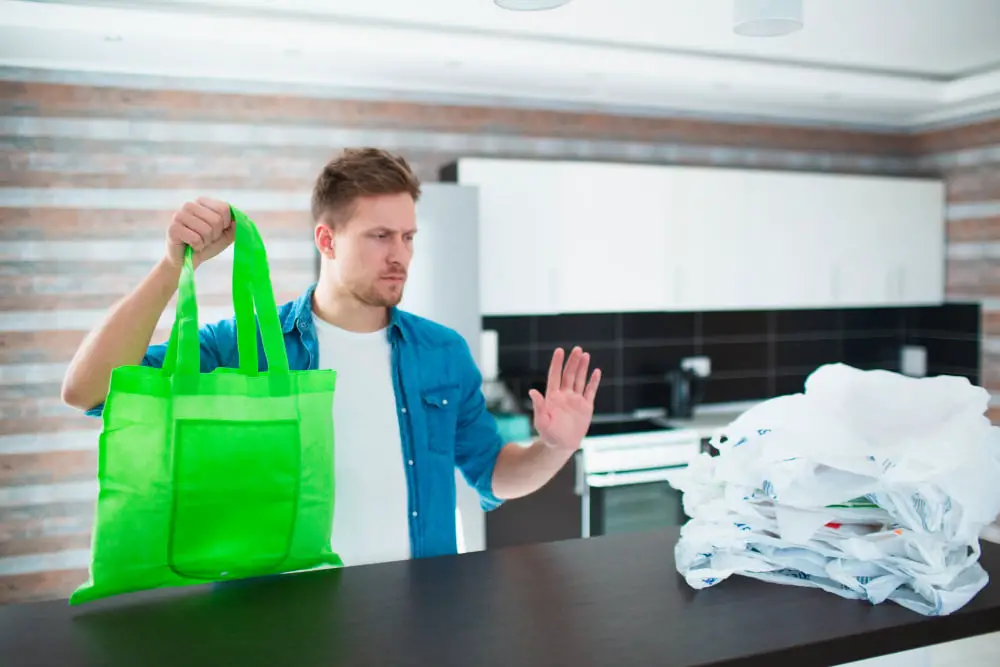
[323,192,417,307]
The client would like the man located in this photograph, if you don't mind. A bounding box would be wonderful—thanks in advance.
[62,147,602,566]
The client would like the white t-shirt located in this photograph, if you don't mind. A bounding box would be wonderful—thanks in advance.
[313,313,411,566]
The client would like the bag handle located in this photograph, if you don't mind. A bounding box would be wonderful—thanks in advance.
[162,206,289,377]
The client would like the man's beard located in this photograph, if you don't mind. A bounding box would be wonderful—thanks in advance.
[356,282,404,308]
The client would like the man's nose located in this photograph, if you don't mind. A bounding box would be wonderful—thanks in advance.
[387,235,411,262]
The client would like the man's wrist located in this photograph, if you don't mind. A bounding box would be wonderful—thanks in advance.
[534,438,578,462]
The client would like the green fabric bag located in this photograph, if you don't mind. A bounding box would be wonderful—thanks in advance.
[70,206,341,605]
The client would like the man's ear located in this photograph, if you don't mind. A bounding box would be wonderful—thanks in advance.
[314,223,336,259]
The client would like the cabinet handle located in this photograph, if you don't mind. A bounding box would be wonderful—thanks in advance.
[830,267,839,301]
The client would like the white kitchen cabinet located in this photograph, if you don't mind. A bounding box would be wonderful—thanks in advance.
[453,158,564,316]
[884,179,946,306]
[662,168,945,311]
[554,162,675,314]
[656,166,748,311]
[657,166,839,311]
[450,158,945,316]
[822,173,945,307]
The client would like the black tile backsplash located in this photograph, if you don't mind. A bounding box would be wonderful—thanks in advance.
[842,334,900,371]
[484,303,981,415]
[621,311,697,342]
[702,340,770,374]
[536,313,616,345]
[907,304,982,340]
[701,310,769,340]
[621,342,697,379]
[842,308,902,334]
[702,374,771,404]
[774,308,842,336]
[774,338,843,370]
[774,371,811,397]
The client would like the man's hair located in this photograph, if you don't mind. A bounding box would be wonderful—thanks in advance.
[310,148,422,226]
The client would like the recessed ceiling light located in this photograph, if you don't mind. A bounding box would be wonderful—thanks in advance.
[494,0,573,10]
[733,0,803,37]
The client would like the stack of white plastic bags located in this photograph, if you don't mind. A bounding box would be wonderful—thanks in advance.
[674,363,1000,616]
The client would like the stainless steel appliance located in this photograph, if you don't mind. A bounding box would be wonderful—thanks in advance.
[577,417,702,538]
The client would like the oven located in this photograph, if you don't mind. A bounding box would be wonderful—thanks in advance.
[577,417,702,538]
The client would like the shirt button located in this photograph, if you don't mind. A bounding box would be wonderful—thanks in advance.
[411,511,418,517]
[408,459,414,466]
[401,407,407,414]
[442,399,448,406]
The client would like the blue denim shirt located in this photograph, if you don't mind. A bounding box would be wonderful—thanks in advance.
[85,283,507,559]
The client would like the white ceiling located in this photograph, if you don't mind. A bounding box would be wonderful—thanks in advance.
[163,0,1000,77]
[2,0,999,129]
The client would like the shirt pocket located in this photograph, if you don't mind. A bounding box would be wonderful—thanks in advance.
[420,384,459,456]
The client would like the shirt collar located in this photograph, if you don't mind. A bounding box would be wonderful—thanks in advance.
[289,282,408,342]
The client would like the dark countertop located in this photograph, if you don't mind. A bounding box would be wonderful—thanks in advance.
[2,528,999,667]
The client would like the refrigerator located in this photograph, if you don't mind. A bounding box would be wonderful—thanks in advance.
[399,183,488,553]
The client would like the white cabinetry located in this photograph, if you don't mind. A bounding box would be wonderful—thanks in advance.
[455,159,564,316]
[553,162,675,313]
[450,158,945,316]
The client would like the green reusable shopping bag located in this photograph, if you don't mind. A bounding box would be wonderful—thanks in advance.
[70,207,341,605]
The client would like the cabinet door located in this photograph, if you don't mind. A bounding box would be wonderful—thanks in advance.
[485,453,581,549]
[660,166,837,311]
[659,166,742,311]
[828,176,945,307]
[893,180,946,305]
[457,159,563,316]
[554,162,673,314]
[716,169,838,310]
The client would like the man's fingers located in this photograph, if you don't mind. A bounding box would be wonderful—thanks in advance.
[546,347,565,393]
[573,352,591,394]
[529,389,549,430]
[196,197,232,228]
[176,211,213,244]
[561,346,582,390]
[529,388,544,412]
[184,200,226,238]
[583,368,602,403]
[173,226,205,252]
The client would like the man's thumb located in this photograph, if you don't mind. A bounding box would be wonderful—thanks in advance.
[528,389,544,414]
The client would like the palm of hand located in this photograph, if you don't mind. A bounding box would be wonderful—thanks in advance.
[529,347,602,451]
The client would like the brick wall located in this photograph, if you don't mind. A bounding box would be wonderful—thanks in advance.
[1,73,998,604]
[916,122,1000,421]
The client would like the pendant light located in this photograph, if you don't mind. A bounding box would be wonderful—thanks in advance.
[494,0,573,10]
[733,0,804,37]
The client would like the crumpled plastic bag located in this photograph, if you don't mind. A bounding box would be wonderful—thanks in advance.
[673,363,1000,616]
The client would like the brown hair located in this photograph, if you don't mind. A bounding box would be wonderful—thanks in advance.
[310,148,422,226]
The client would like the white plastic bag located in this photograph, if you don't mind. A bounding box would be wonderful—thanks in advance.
[673,363,1000,616]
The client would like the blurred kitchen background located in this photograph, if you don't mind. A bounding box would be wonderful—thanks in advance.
[1,1,999,638]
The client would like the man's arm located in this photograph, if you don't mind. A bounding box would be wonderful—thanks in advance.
[493,346,600,497]
[61,198,234,412]
[454,343,601,504]
[491,439,575,500]
[62,258,181,411]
